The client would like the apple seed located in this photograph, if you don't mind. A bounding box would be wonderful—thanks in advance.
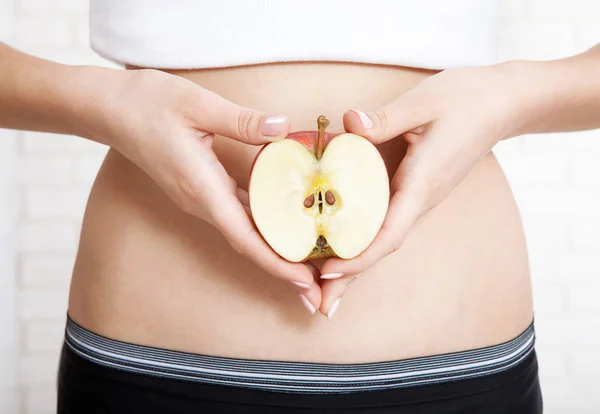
[325,191,336,206]
[303,193,315,208]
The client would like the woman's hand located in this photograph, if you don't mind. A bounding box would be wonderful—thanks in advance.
[96,69,322,310]
[318,63,525,317]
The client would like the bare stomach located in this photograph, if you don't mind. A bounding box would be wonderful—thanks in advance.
[68,62,533,363]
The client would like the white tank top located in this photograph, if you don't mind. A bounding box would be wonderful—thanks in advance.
[89,0,500,70]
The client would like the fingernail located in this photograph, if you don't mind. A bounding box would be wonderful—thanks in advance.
[350,109,374,129]
[328,298,341,319]
[291,281,311,289]
[261,116,288,138]
[298,294,316,315]
[320,272,344,280]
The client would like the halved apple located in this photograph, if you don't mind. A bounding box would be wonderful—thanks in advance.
[249,115,390,262]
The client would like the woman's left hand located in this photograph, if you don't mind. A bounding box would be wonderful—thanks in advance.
[318,63,526,318]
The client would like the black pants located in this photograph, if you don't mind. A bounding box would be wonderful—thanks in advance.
[57,344,543,413]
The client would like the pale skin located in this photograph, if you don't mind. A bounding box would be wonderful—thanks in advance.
[2,42,600,319]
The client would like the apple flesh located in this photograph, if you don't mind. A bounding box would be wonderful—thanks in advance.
[249,115,390,263]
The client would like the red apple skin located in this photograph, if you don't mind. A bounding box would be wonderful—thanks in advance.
[286,131,338,155]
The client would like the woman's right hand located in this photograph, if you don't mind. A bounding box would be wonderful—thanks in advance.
[93,68,321,312]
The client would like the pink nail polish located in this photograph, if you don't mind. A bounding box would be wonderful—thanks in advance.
[350,109,374,129]
[328,298,341,319]
[261,116,288,137]
[291,281,311,289]
[320,273,344,280]
[299,294,316,315]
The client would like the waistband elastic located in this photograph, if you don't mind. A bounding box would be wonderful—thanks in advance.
[64,317,535,394]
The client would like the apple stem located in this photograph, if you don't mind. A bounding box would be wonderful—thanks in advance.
[315,115,329,159]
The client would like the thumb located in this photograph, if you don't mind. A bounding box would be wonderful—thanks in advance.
[195,89,291,145]
[343,91,434,144]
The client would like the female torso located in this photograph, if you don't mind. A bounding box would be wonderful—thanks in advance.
[68,62,533,363]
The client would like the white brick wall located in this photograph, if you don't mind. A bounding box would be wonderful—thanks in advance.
[1,0,599,413]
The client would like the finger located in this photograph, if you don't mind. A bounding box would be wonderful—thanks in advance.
[181,150,316,288]
[214,199,315,284]
[343,89,435,144]
[403,125,428,144]
[211,191,321,313]
[319,273,358,319]
[304,260,322,283]
[194,89,291,145]
[178,142,320,310]
[215,201,322,312]
[292,262,323,315]
[199,167,322,313]
[236,187,249,208]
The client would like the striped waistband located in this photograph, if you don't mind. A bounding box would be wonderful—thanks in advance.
[65,317,535,394]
